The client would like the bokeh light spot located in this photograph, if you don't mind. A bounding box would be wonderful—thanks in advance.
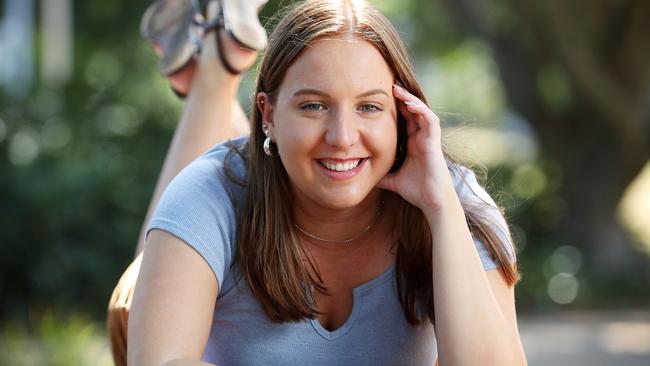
[547,273,579,304]
[41,118,72,151]
[0,117,6,143]
[30,88,64,120]
[510,163,547,199]
[550,245,582,275]
[84,51,123,90]
[9,130,40,166]
[618,161,650,255]
[96,104,142,136]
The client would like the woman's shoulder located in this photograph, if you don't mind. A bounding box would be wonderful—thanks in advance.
[450,163,517,265]
[202,135,249,160]
[199,135,249,174]
[155,136,250,217]
[176,135,250,190]
[147,137,250,290]
[450,164,497,208]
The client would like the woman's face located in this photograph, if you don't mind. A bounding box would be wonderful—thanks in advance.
[260,37,398,210]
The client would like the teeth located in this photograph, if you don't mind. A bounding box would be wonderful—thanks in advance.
[321,159,361,172]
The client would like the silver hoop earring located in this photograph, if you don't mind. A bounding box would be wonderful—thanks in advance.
[263,136,274,156]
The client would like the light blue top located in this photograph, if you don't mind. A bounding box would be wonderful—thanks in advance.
[147,137,515,365]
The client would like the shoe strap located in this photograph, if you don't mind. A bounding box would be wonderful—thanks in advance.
[191,0,223,31]
[214,29,245,75]
[190,0,245,75]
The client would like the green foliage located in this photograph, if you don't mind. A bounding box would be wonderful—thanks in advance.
[0,310,112,366]
[0,0,182,320]
[537,63,572,114]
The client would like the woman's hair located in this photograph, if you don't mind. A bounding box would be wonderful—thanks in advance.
[228,0,520,325]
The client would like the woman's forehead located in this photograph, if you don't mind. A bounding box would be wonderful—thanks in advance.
[278,38,394,98]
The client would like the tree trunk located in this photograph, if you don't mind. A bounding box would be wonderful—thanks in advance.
[553,127,646,271]
[442,0,650,280]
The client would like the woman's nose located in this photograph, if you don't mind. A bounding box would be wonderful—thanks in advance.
[324,110,359,148]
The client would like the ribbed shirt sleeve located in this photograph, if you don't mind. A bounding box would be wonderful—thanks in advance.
[452,165,516,270]
[146,154,238,289]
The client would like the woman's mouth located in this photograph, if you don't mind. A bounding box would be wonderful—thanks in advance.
[316,158,367,180]
[319,159,361,171]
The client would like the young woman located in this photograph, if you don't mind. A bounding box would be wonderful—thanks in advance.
[125,0,526,365]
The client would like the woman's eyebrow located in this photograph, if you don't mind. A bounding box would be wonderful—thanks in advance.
[292,88,329,98]
[292,88,389,98]
[355,89,389,98]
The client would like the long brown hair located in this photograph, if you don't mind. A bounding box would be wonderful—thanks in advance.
[229,0,520,325]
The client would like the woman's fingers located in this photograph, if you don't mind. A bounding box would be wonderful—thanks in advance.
[399,107,419,136]
[393,84,439,136]
[394,85,421,135]
[392,83,423,105]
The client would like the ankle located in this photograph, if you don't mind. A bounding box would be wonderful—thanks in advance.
[189,68,239,101]
[199,29,258,76]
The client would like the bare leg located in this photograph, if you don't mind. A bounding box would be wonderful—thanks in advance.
[135,17,255,256]
[108,4,258,364]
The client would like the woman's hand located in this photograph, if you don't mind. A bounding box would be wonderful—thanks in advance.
[377,84,457,215]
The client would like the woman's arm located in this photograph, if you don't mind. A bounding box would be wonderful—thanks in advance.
[424,195,526,365]
[128,229,219,366]
[379,84,526,365]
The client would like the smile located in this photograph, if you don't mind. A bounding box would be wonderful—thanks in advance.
[316,158,367,180]
[319,159,361,172]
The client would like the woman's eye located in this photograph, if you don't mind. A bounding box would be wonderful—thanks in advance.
[359,104,381,113]
[300,103,326,111]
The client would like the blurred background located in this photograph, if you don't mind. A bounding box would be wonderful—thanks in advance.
[0,0,648,365]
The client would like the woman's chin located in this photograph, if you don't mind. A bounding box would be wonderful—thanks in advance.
[312,188,382,211]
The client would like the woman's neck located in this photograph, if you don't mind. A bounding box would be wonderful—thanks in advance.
[292,189,392,251]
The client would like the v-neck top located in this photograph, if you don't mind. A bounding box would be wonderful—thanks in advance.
[147,137,515,365]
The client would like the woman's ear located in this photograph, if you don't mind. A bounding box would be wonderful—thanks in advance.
[256,92,276,139]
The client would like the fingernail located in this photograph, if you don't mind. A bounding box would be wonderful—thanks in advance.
[393,84,402,90]
[404,101,418,106]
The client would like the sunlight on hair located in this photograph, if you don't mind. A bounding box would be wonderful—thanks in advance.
[443,123,537,167]
[617,161,650,256]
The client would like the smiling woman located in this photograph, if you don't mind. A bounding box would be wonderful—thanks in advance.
[122,0,526,365]
[257,38,398,211]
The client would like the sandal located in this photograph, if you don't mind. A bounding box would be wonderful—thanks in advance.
[199,0,268,75]
[140,0,268,97]
[140,0,199,78]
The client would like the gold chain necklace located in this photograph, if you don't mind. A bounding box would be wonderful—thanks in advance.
[294,200,385,244]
